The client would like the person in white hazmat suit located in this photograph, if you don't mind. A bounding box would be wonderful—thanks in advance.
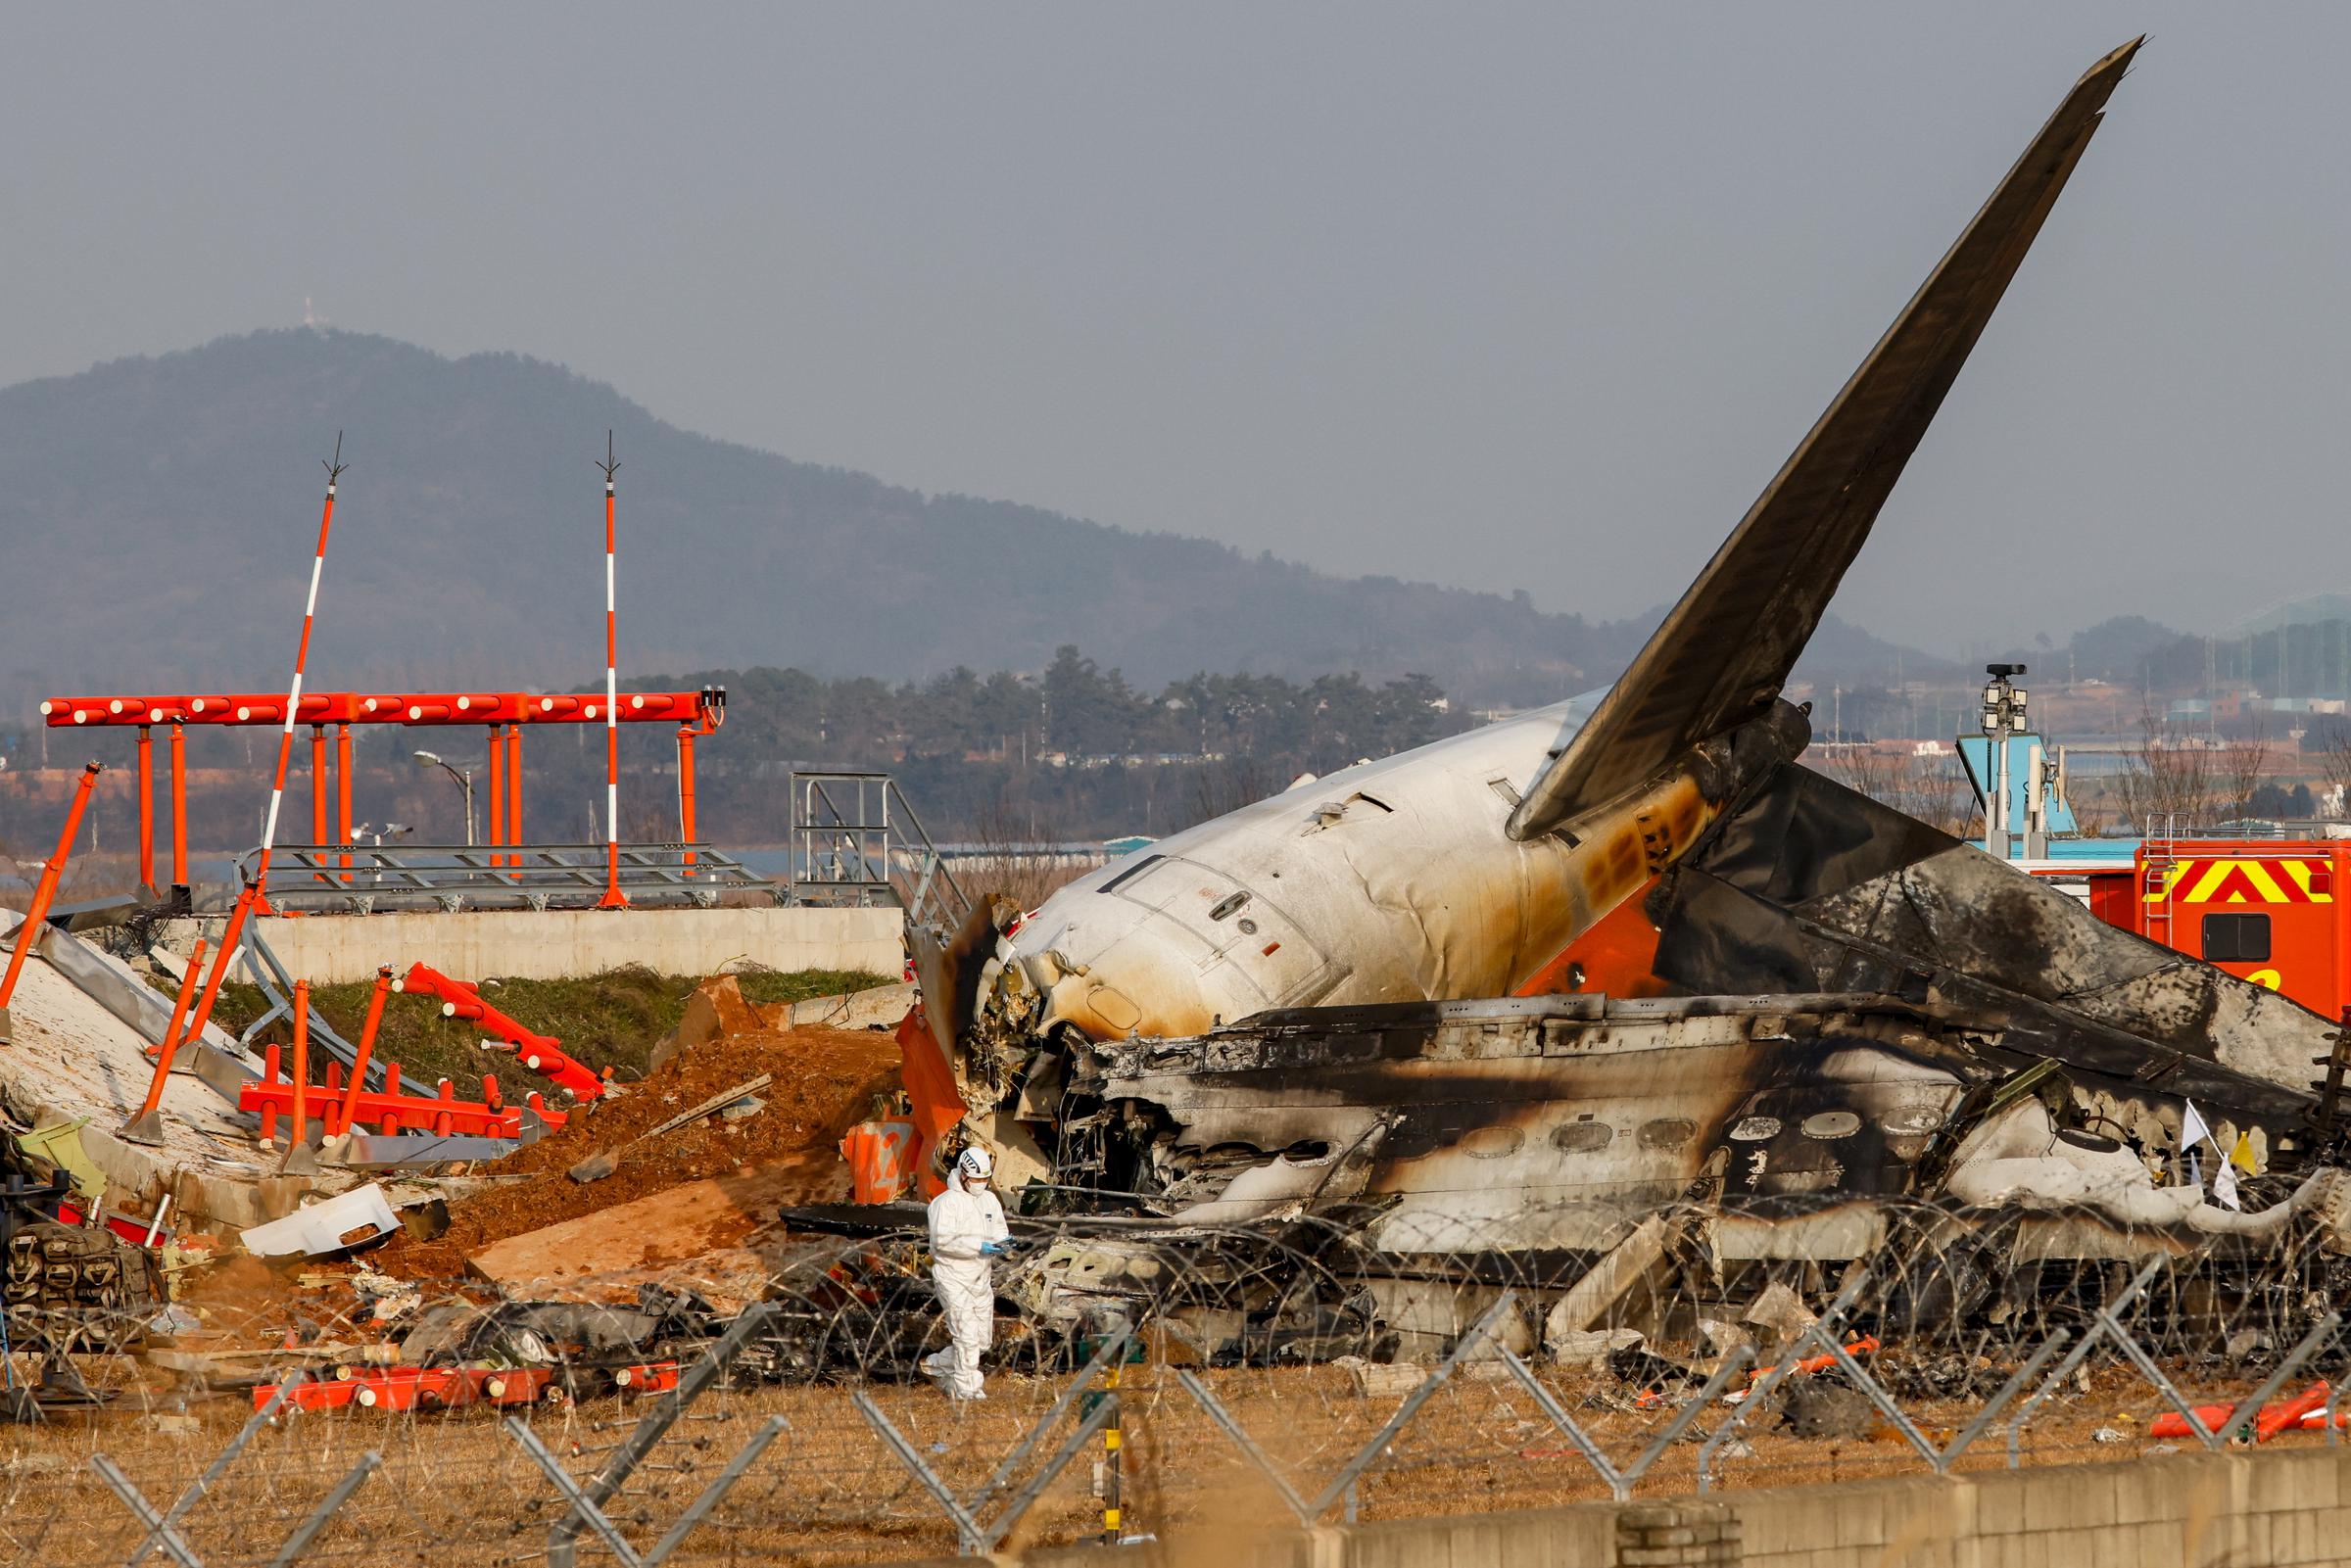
[924,1146,1010,1400]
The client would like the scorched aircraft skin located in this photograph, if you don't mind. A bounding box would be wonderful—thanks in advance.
[902,40,2351,1270]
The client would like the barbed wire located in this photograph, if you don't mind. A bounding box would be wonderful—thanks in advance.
[6,1193,2351,1563]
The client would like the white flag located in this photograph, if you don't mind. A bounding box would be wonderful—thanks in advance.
[2212,1159,2242,1212]
[2181,1100,2213,1152]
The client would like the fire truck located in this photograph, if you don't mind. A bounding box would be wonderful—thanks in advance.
[2086,840,2349,1018]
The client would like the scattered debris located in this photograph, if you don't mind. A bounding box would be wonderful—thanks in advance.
[1778,1380,1876,1441]
[565,1072,774,1184]
[241,1184,402,1260]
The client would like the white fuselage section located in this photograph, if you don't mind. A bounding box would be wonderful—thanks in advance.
[979,691,1752,1048]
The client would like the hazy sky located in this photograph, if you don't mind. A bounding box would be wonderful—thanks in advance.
[5,6,2346,656]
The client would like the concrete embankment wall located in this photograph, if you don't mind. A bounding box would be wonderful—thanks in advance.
[160,905,903,982]
[940,1445,2351,1568]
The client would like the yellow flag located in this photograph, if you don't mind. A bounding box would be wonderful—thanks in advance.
[2230,1132,2257,1174]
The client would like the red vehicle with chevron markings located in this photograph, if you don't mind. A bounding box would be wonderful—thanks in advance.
[2088,839,2350,1018]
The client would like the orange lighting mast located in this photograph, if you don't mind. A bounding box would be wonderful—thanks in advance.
[596,432,627,908]
[168,438,348,1059]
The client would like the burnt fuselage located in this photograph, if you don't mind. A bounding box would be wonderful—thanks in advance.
[1061,990,2322,1261]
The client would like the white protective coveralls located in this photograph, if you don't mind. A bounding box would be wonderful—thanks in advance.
[924,1161,1009,1399]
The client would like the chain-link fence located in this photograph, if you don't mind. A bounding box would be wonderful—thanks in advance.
[10,1202,2351,1565]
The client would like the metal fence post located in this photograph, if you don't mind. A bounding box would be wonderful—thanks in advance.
[91,1455,205,1568]
[2006,1258,2165,1467]
[641,1416,790,1567]
[547,1302,778,1568]
[1698,1269,1873,1492]
[269,1451,382,1568]
[2214,1312,2341,1446]
[509,1417,646,1568]
[1176,1292,1518,1525]
[1499,1343,1752,1501]
[122,1372,310,1567]
[1940,1329,2069,1474]
[852,1392,988,1553]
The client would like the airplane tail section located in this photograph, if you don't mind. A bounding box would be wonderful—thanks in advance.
[1508,38,2140,843]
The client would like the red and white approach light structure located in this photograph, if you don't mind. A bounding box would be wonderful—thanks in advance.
[38,686,726,898]
[168,441,347,1063]
[596,432,626,908]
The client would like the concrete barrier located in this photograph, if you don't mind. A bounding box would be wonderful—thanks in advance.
[159,905,903,983]
[912,1443,2351,1568]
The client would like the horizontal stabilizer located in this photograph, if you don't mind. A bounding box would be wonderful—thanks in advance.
[1509,38,2140,841]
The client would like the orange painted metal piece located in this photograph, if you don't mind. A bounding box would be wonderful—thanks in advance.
[1745,1336,1880,1387]
[598,440,628,910]
[43,689,718,730]
[678,726,699,875]
[485,723,504,867]
[504,724,523,857]
[241,1043,563,1140]
[2087,838,2351,1020]
[1513,874,1671,999]
[612,1360,681,1394]
[0,761,103,1012]
[168,717,188,888]
[310,727,328,854]
[288,980,312,1150]
[337,966,395,1136]
[253,1378,363,1413]
[841,1119,920,1204]
[395,963,603,1101]
[2149,1381,2331,1443]
[336,721,354,880]
[482,1366,562,1404]
[136,725,155,892]
[894,1006,968,1199]
[128,935,209,1125]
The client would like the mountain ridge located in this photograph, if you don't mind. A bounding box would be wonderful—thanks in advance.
[0,328,1950,715]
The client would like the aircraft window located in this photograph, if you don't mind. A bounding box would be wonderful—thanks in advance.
[1801,1111,1862,1139]
[1099,855,1165,894]
[1638,1117,1696,1150]
[1553,1121,1613,1154]
[2203,913,2271,963]
[1729,1116,1781,1142]
[1461,1126,1524,1159]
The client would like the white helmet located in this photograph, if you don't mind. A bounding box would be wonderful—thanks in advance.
[957,1146,994,1184]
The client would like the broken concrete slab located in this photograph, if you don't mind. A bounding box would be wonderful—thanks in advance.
[331,1130,529,1171]
[0,940,361,1231]
[0,954,303,1223]
[465,1151,845,1300]
[645,976,751,1072]
[770,980,916,1032]
[5,914,250,1069]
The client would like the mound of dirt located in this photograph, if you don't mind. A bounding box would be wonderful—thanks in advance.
[376,1017,904,1281]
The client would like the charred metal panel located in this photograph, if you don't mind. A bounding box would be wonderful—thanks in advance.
[1081,995,1992,1253]
[1661,764,2340,1103]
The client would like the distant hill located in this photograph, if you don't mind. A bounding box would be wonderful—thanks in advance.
[0,329,1938,717]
